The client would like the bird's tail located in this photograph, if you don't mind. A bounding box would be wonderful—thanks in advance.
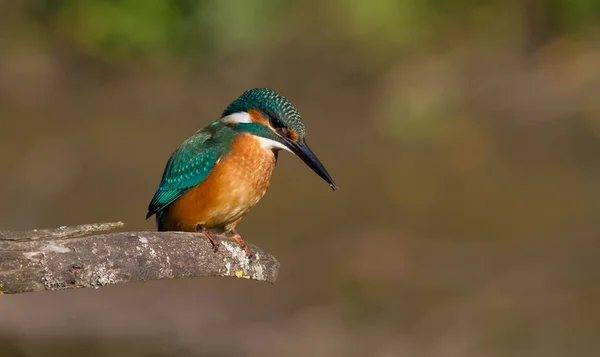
[155,211,165,231]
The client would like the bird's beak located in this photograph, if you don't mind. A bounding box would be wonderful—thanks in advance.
[283,138,337,190]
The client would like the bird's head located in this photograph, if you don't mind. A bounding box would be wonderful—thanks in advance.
[220,88,337,190]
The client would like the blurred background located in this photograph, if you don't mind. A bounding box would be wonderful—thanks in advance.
[1,0,600,356]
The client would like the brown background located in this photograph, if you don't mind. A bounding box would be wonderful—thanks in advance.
[1,1,599,356]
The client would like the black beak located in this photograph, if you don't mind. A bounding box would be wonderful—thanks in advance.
[284,138,337,190]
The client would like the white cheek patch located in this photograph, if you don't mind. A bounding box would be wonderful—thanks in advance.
[220,111,252,124]
[255,136,292,153]
[221,112,293,153]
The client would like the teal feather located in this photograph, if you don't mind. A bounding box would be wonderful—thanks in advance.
[223,88,306,140]
[146,122,235,219]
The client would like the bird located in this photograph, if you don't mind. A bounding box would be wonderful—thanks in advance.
[145,88,337,259]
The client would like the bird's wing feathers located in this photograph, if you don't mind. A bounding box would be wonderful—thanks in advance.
[146,124,229,218]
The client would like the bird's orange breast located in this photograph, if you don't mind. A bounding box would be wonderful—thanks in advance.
[159,133,277,232]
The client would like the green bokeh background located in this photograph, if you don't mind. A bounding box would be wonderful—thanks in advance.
[1,1,599,356]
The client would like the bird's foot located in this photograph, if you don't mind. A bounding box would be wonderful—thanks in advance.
[231,229,254,262]
[195,224,220,252]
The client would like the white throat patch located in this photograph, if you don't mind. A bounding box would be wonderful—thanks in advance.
[255,136,292,153]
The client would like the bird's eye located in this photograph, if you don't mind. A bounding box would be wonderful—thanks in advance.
[270,116,285,129]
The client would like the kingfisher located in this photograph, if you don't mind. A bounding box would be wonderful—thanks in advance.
[145,88,337,259]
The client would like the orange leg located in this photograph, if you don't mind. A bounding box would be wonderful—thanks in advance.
[231,229,253,259]
[195,224,220,252]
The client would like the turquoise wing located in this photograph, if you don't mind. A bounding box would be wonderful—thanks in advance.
[146,125,226,218]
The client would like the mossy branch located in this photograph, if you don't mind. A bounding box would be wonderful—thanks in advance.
[0,222,279,295]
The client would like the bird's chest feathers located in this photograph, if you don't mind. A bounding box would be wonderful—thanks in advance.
[216,134,277,208]
[168,133,277,230]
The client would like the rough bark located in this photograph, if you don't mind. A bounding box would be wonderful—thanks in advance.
[0,222,279,294]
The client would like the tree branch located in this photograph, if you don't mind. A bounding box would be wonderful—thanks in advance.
[0,222,280,295]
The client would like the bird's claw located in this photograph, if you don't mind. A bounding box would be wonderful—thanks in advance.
[195,224,220,253]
